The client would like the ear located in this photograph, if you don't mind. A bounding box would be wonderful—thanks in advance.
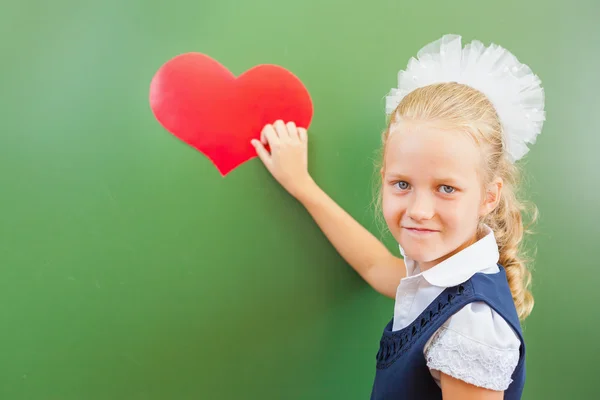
[479,177,503,218]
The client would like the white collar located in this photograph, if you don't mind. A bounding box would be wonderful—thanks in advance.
[398,225,500,287]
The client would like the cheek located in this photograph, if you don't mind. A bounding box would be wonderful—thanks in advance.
[439,198,480,235]
[381,192,404,225]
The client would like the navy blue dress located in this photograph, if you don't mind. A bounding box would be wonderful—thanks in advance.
[370,266,526,399]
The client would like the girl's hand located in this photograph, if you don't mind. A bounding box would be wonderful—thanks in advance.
[251,120,315,199]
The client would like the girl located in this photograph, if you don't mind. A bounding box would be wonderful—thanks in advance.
[251,34,545,400]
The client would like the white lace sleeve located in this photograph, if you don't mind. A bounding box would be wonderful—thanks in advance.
[423,301,521,391]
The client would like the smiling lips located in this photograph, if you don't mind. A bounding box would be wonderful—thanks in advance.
[403,227,440,235]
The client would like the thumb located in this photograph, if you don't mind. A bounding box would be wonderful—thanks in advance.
[251,139,272,169]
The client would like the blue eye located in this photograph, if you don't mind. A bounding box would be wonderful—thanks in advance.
[395,181,410,190]
[439,185,455,194]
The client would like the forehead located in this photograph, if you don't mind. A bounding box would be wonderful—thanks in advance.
[384,122,482,179]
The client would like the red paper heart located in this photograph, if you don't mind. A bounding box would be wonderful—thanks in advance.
[149,53,313,176]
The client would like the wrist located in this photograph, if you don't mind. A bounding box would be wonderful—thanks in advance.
[293,176,320,205]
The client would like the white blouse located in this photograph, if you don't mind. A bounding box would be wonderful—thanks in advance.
[392,226,521,391]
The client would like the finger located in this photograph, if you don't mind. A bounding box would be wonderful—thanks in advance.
[251,139,272,168]
[286,121,299,141]
[260,124,271,144]
[261,124,279,146]
[298,127,308,143]
[260,124,269,144]
[273,120,288,140]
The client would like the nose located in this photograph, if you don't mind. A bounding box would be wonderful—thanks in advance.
[406,192,435,221]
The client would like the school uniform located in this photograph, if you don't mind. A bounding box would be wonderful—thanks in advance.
[370,226,526,399]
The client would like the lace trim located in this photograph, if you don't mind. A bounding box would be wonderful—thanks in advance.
[376,283,470,369]
[425,327,519,391]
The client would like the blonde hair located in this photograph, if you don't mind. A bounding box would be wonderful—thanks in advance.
[376,82,537,321]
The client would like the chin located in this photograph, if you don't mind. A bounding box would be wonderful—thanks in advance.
[401,246,439,263]
[399,240,448,264]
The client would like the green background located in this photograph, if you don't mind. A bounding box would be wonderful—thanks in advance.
[1,0,598,399]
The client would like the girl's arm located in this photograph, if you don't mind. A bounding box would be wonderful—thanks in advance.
[251,120,405,299]
[440,373,504,400]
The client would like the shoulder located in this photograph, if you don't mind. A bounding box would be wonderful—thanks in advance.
[423,301,521,391]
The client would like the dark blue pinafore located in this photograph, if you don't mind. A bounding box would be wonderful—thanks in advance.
[370,266,526,399]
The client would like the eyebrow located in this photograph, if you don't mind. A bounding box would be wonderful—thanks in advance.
[383,172,409,181]
[384,172,465,185]
[433,176,465,185]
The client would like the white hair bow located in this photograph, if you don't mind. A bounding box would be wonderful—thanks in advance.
[385,34,546,163]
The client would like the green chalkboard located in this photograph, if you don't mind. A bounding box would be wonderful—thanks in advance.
[0,0,598,399]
